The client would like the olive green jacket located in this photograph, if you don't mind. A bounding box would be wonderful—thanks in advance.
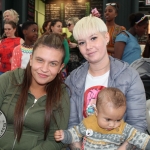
[0,69,70,150]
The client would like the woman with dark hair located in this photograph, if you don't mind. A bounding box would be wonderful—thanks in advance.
[114,12,148,64]
[104,2,126,55]
[41,20,51,35]
[0,21,24,75]
[0,33,70,149]
[50,19,70,68]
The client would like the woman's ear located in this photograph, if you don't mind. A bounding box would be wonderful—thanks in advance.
[58,63,65,73]
[105,32,110,44]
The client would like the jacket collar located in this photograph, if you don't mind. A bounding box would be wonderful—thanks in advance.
[69,56,129,94]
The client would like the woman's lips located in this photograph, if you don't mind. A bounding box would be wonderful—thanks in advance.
[38,73,48,78]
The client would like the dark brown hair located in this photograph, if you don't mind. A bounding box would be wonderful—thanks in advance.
[50,19,62,32]
[3,20,18,37]
[14,33,65,141]
[42,20,51,33]
[96,87,126,109]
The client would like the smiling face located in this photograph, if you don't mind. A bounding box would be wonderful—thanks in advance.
[30,45,64,86]
[78,32,109,65]
[51,21,62,34]
[104,5,117,22]
[4,23,16,37]
[95,102,126,130]
[24,24,38,44]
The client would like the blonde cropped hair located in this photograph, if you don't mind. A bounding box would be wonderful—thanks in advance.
[3,9,19,23]
[67,17,79,25]
[73,15,108,41]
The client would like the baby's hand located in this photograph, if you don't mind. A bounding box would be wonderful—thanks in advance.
[54,130,64,141]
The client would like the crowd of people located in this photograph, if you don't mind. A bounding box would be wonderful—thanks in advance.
[0,2,150,149]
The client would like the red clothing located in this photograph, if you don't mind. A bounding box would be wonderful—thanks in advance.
[0,37,20,72]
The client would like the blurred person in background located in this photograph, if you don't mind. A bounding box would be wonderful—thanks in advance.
[114,13,148,64]
[50,19,70,79]
[2,9,24,39]
[40,20,51,35]
[66,17,83,74]
[11,21,38,70]
[0,21,24,75]
[104,2,126,56]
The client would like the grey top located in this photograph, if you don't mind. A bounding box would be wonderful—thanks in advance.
[65,56,147,132]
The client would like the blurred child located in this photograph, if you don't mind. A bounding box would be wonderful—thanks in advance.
[54,87,150,150]
[11,21,38,70]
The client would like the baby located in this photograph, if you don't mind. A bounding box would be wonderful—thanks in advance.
[54,87,150,150]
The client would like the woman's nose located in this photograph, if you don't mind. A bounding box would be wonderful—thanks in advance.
[41,63,49,72]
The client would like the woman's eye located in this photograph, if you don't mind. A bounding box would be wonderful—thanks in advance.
[91,37,97,41]
[78,42,84,46]
[50,62,57,66]
[37,59,42,62]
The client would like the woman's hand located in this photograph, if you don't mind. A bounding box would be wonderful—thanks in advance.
[54,130,64,141]
[69,42,78,48]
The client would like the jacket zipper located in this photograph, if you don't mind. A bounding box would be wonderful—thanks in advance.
[12,99,37,150]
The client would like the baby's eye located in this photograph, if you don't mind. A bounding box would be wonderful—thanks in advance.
[117,120,121,122]
[106,118,111,121]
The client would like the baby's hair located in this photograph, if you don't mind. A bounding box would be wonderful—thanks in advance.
[96,87,126,109]
[22,21,37,31]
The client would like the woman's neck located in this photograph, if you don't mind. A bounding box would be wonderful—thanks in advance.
[24,40,34,46]
[7,36,16,38]
[30,80,46,99]
[22,41,34,48]
[89,57,110,77]
[106,20,116,27]
[128,28,136,36]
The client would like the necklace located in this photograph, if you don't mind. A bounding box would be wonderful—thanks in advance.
[89,61,110,76]
[22,43,34,49]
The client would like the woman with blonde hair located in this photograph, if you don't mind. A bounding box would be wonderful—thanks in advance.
[3,9,19,23]
[65,15,147,149]
[66,17,83,73]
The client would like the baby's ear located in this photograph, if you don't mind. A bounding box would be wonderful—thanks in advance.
[95,108,98,116]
